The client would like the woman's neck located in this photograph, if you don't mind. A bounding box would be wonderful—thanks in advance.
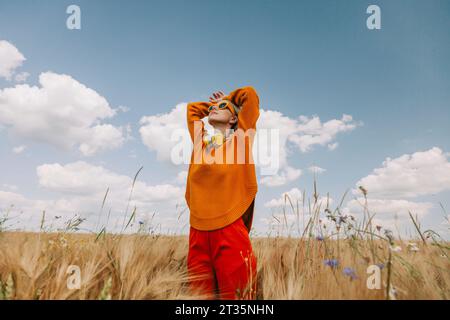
[213,124,233,136]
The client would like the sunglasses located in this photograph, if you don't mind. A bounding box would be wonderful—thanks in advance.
[208,101,230,112]
[208,100,239,115]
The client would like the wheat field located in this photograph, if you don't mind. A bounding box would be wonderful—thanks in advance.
[0,185,449,300]
[0,229,448,300]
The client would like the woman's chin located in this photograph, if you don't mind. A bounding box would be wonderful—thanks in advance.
[208,117,221,126]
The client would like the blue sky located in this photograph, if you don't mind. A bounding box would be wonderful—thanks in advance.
[0,0,449,237]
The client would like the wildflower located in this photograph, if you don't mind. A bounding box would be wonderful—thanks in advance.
[59,236,68,248]
[316,235,325,241]
[338,216,347,224]
[376,263,385,270]
[389,245,402,252]
[323,259,339,268]
[407,242,419,252]
[343,267,357,280]
[384,229,394,242]
[138,221,144,225]
[388,286,398,300]
[376,225,382,232]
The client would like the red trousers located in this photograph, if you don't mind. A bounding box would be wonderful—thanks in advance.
[187,216,257,300]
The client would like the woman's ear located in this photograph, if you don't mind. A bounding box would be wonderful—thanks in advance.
[229,115,238,125]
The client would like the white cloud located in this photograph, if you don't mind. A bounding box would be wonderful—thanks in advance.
[260,212,304,227]
[0,161,186,232]
[2,184,18,191]
[175,170,188,185]
[258,111,359,186]
[345,198,433,218]
[328,142,338,151]
[258,111,358,185]
[265,187,303,208]
[261,188,334,237]
[260,166,302,187]
[78,124,125,156]
[116,105,130,113]
[0,189,104,231]
[355,147,450,199]
[308,166,326,174]
[14,71,30,83]
[36,161,183,202]
[344,148,449,232]
[129,150,137,158]
[257,109,298,167]
[0,40,25,80]
[288,114,359,153]
[256,110,301,186]
[139,103,189,162]
[0,188,187,234]
[37,161,127,196]
[0,72,127,156]
[343,198,434,233]
[0,190,29,208]
[12,145,26,154]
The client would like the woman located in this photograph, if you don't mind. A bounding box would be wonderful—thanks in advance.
[185,86,260,299]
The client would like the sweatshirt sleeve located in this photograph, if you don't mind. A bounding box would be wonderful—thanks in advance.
[187,101,211,143]
[223,86,260,131]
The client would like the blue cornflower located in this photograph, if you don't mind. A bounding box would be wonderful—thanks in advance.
[376,263,385,270]
[323,259,339,268]
[316,235,325,241]
[138,221,144,225]
[343,267,357,280]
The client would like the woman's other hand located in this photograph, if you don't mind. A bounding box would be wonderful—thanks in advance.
[209,90,226,103]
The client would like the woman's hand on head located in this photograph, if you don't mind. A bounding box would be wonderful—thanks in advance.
[209,91,226,104]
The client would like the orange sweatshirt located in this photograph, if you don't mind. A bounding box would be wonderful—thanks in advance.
[185,86,260,231]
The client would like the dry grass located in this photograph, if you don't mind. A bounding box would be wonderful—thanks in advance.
[0,179,449,300]
[0,230,448,300]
